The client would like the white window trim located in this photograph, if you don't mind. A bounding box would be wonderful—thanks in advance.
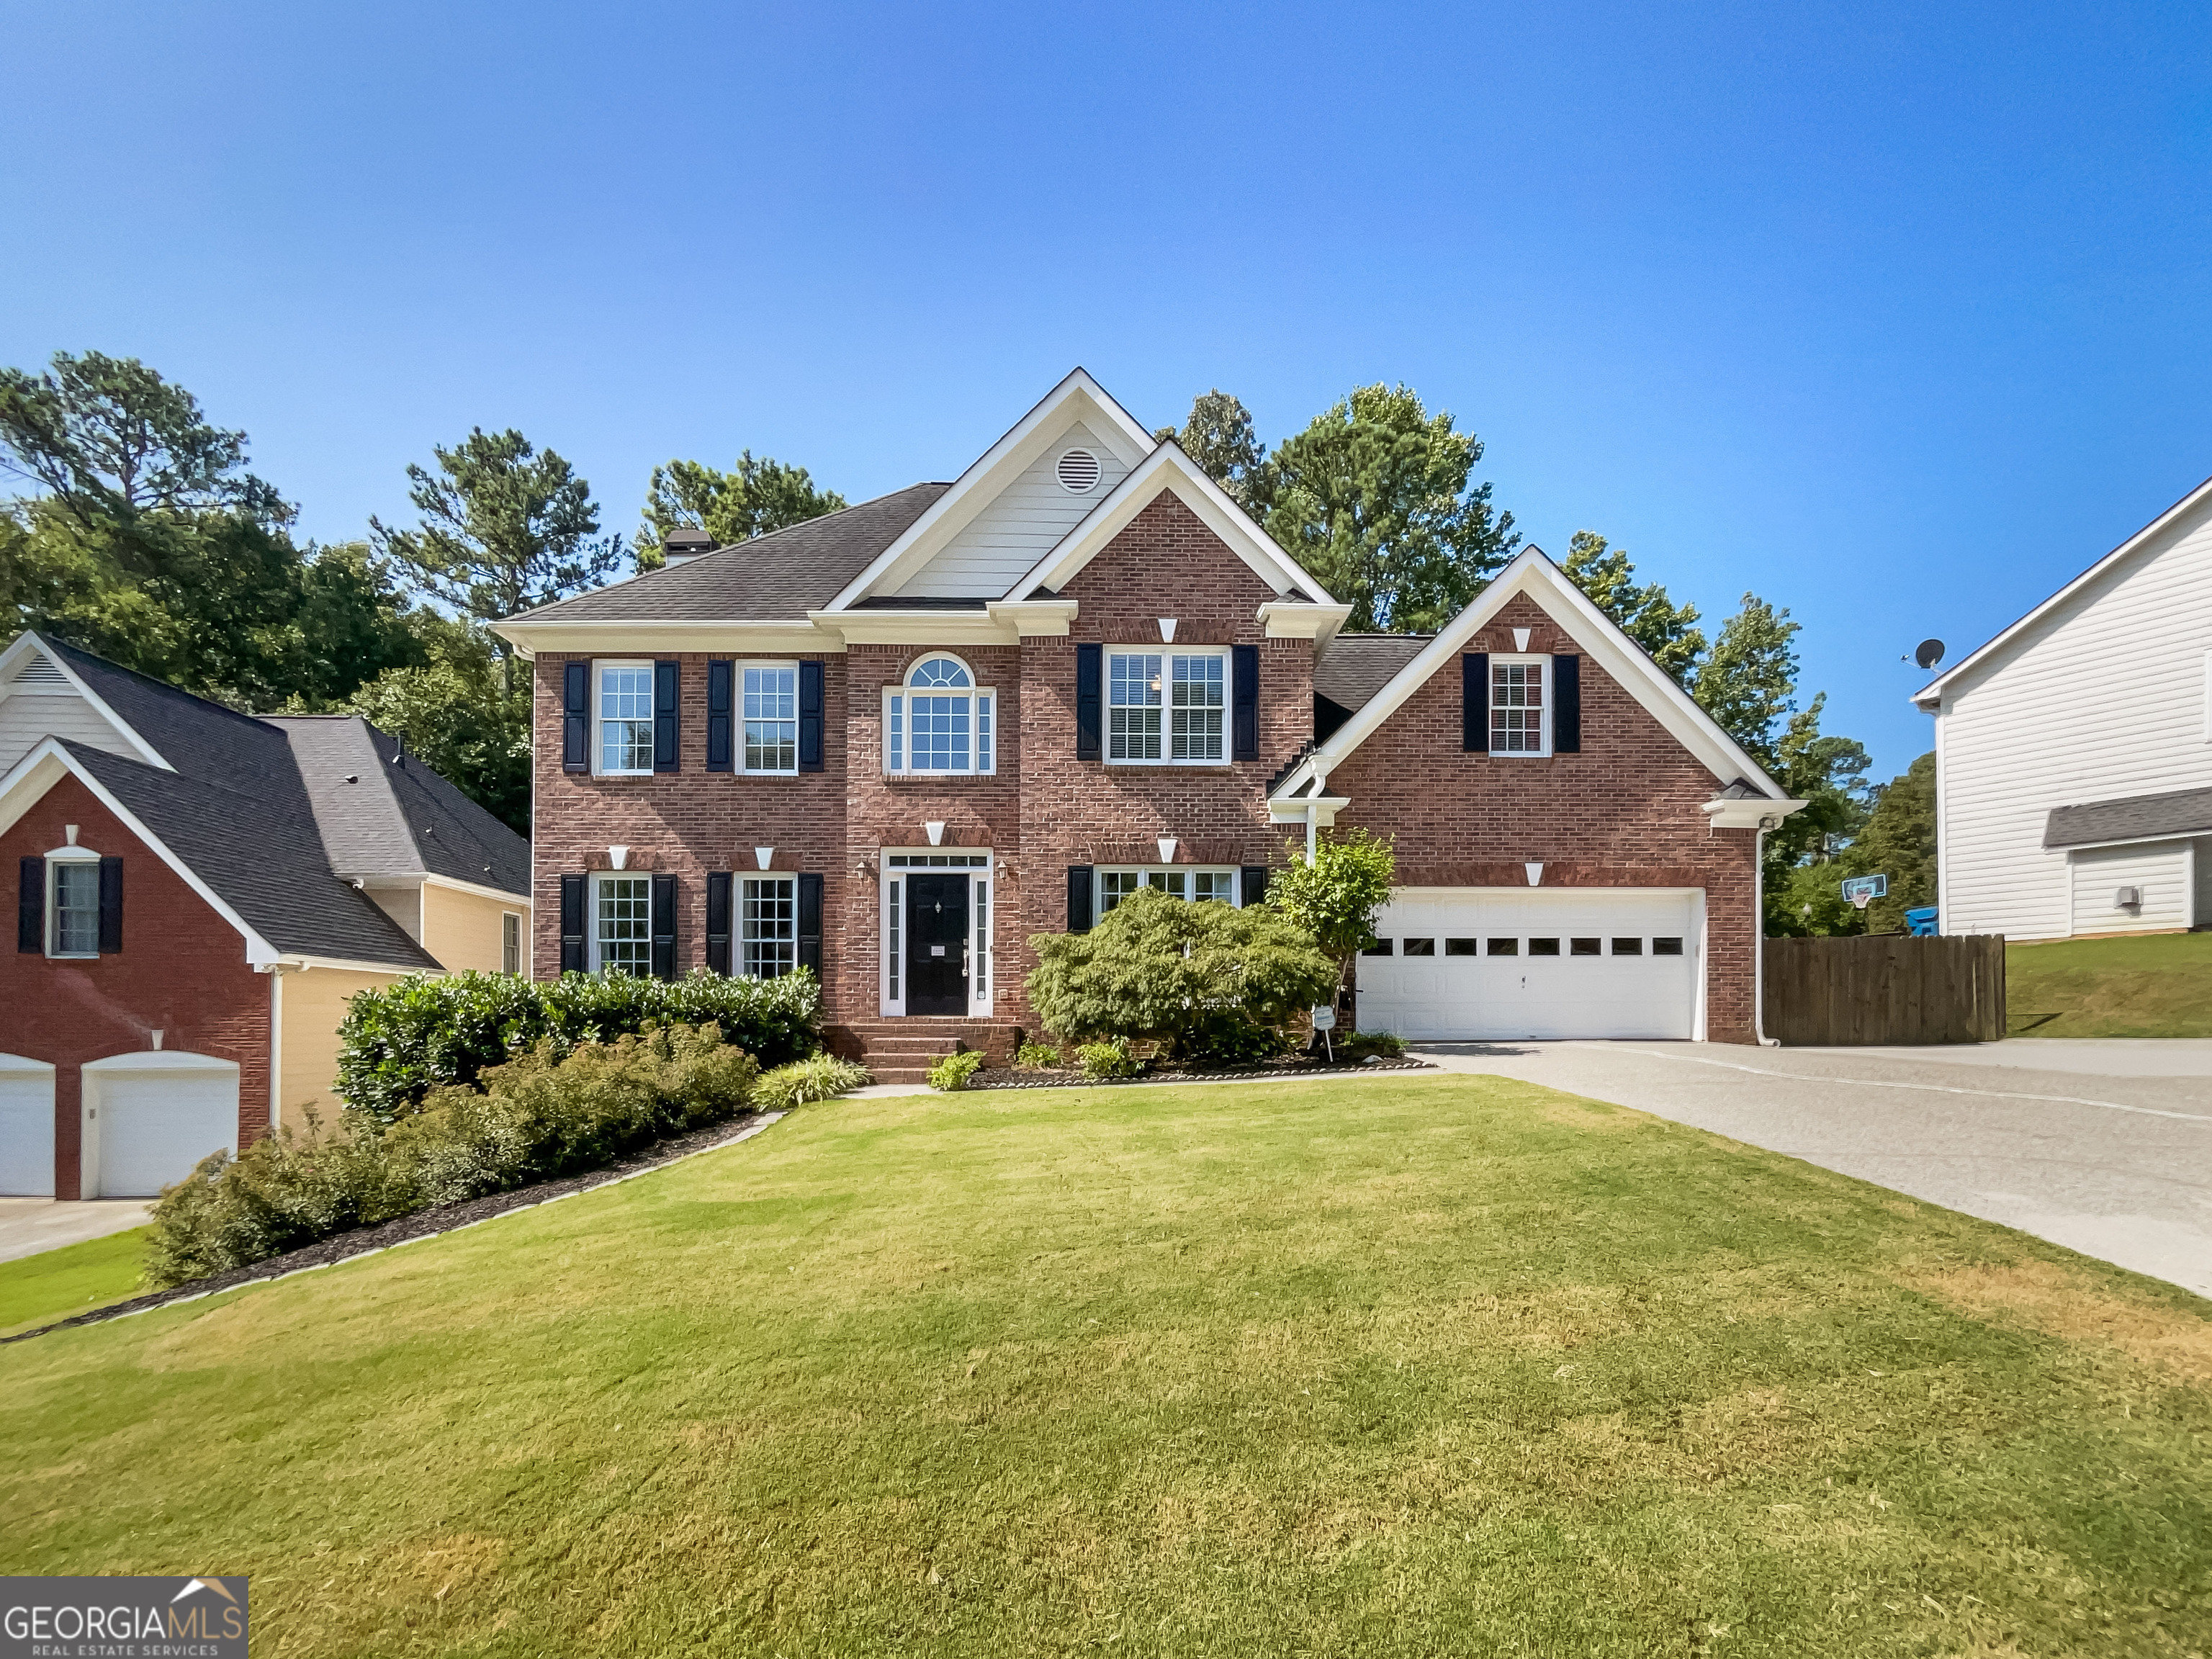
[876,848,995,1018]
[1105,646,1233,767]
[737,660,802,776]
[883,654,997,776]
[739,873,800,980]
[1488,653,1552,759]
[501,910,522,976]
[45,845,102,959]
[594,659,657,777]
[587,871,654,976]
[1094,865,1244,912]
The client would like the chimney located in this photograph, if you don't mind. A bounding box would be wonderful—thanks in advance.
[662,529,716,567]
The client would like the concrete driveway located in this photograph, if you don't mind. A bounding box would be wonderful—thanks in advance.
[1415,1039,2212,1300]
[0,1199,153,1264]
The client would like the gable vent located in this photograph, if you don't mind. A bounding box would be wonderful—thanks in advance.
[1055,448,1101,494]
[7,650,68,688]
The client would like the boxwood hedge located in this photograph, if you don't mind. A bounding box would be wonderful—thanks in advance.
[335,968,822,1123]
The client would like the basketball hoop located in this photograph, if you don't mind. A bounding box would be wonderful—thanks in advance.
[1851,890,1872,911]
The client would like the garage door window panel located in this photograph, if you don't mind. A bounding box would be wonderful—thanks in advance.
[1653,937,1685,956]
[1402,938,1436,956]
[1571,938,1601,956]
[1529,938,1561,956]
[1612,938,1643,955]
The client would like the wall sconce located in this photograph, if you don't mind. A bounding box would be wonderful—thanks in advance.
[755,847,775,870]
[925,821,946,847]
[607,845,629,871]
[1158,837,1178,864]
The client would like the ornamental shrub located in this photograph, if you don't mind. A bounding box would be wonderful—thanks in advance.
[1265,829,1398,1010]
[336,968,821,1124]
[927,1050,985,1092]
[1013,1042,1061,1070]
[145,1022,758,1289]
[1180,1013,1290,1065]
[1075,1040,1141,1080]
[1028,886,1337,1056]
[754,1054,873,1110]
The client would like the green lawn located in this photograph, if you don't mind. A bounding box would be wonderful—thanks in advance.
[2,1076,2207,1658]
[0,1226,147,1337]
[2008,930,2212,1037]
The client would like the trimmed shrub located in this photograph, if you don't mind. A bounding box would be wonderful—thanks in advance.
[754,1054,872,1110]
[927,1051,985,1092]
[337,968,820,1123]
[145,1022,759,1288]
[1182,1014,1290,1065]
[1014,1042,1061,1070]
[1075,1040,1140,1080]
[1341,1030,1406,1060]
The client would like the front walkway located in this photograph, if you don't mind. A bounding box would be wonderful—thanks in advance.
[0,1198,153,1264]
[1416,1039,2212,1300]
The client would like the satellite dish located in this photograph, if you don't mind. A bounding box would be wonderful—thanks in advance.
[1913,638,1946,670]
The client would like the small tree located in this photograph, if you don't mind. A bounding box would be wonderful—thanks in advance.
[1266,829,1397,1020]
[1027,887,1336,1057]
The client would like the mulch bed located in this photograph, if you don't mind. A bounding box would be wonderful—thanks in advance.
[965,1055,1434,1089]
[3,1112,783,1346]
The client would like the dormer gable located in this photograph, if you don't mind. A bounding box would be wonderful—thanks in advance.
[0,632,172,774]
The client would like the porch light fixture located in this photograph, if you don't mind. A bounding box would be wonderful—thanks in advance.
[1159,618,1178,642]
[1158,837,1178,864]
[925,821,946,847]
[608,845,629,870]
[755,847,775,870]
[1524,862,1544,887]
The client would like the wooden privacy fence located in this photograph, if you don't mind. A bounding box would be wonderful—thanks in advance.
[1763,934,2007,1046]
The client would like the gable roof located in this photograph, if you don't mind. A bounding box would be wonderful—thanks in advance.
[1314,634,1433,714]
[1913,469,2212,709]
[1271,548,1786,801]
[2044,783,2212,850]
[502,482,950,626]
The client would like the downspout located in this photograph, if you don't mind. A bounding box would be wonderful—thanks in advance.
[266,963,287,1132]
[1752,817,1780,1046]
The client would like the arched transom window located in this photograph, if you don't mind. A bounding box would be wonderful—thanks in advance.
[886,655,996,775]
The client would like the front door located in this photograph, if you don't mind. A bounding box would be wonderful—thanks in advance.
[906,874,971,1015]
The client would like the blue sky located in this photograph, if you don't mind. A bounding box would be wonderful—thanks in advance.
[6,1,2210,776]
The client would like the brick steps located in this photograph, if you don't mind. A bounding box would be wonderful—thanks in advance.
[837,1017,1022,1082]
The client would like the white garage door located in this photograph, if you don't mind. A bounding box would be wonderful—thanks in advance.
[0,1056,57,1196]
[1357,888,1701,1040]
[86,1056,239,1198]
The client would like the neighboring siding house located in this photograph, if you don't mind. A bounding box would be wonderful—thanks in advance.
[497,370,1803,1079]
[0,634,533,1199]
[1913,475,2212,940]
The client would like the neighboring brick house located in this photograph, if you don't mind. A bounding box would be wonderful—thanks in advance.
[0,633,533,1199]
[497,370,1802,1077]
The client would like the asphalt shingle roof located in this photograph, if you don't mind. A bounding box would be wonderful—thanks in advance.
[1313,634,1434,714]
[511,483,951,623]
[2044,784,2212,850]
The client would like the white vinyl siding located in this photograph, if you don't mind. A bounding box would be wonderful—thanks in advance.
[1935,498,2212,940]
[2067,841,2193,935]
[0,688,143,773]
[893,421,1133,598]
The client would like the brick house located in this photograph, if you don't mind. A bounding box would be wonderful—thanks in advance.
[497,371,1802,1078]
[0,632,532,1199]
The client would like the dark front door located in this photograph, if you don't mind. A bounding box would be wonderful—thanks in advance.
[906,874,971,1015]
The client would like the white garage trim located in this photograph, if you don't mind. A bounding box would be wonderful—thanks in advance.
[0,1053,57,1197]
[81,1051,240,1199]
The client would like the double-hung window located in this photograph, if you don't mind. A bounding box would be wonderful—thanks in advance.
[741,876,797,978]
[743,665,799,773]
[596,662,655,775]
[592,873,652,975]
[47,857,100,957]
[1096,866,1241,914]
[1490,656,1550,757]
[885,655,994,775]
[1107,649,1228,764]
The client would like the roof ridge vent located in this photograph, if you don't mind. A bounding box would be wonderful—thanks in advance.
[7,649,69,688]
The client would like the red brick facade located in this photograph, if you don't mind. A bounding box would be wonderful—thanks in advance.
[531,487,1763,1048]
[1,775,271,1197]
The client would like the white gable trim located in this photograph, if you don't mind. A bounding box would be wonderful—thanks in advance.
[1912,470,2212,709]
[1275,549,1785,801]
[1004,440,1343,611]
[0,737,281,965]
[824,369,1158,610]
[0,631,172,770]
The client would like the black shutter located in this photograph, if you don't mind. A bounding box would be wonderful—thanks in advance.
[1241,864,1270,907]
[1553,654,1581,754]
[1232,643,1259,761]
[798,873,824,976]
[17,858,40,953]
[650,873,678,979]
[705,871,732,974]
[98,856,123,953]
[1066,865,1094,932]
[559,873,587,972]
[653,660,680,773]
[706,660,733,773]
[798,660,824,772]
[1074,643,1102,760]
[1462,652,1489,753]
[562,662,590,773]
